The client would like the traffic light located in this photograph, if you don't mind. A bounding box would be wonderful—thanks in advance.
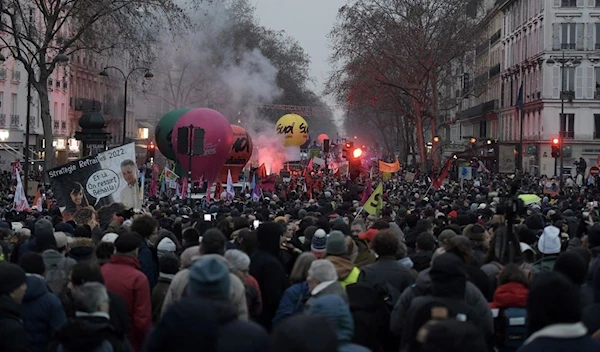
[551,138,560,158]
[348,145,362,180]
[147,141,156,161]
[343,142,354,159]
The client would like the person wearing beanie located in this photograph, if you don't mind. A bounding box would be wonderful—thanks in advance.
[101,232,119,243]
[157,237,176,258]
[151,253,180,323]
[521,272,600,351]
[40,231,76,295]
[533,225,562,272]
[462,223,488,267]
[438,228,457,246]
[35,219,56,253]
[225,249,263,322]
[311,229,327,259]
[250,222,289,331]
[19,252,67,352]
[100,231,152,351]
[0,262,28,352]
[326,230,361,288]
[160,230,248,323]
[185,256,269,352]
[554,251,593,308]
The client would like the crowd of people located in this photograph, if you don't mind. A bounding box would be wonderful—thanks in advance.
[1,170,600,352]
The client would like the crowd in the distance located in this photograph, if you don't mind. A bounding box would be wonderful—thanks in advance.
[1,173,600,352]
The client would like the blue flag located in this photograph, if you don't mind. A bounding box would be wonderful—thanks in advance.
[516,82,523,110]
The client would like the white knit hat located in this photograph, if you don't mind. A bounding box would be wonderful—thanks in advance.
[157,237,176,253]
[101,233,119,243]
[538,226,561,254]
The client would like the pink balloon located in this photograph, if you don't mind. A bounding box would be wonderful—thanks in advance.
[172,108,234,183]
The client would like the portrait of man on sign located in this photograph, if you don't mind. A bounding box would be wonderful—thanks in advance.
[119,159,141,210]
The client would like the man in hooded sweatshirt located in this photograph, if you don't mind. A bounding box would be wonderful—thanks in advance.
[250,222,289,331]
[308,294,370,352]
[326,230,361,288]
[41,231,76,295]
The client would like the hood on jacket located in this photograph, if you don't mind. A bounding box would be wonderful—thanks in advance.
[308,294,355,343]
[256,222,283,256]
[41,249,68,267]
[411,251,433,272]
[23,274,49,302]
[430,253,466,299]
[326,256,355,281]
[69,237,95,262]
[490,282,529,309]
[54,316,118,352]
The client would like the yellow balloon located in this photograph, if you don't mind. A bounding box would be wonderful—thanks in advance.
[275,114,309,147]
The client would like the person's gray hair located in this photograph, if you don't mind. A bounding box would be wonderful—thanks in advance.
[224,249,250,271]
[120,159,135,168]
[307,259,338,283]
[73,282,109,313]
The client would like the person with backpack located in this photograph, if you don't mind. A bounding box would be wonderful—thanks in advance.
[48,282,132,352]
[532,225,561,272]
[18,252,67,352]
[489,264,529,351]
[42,231,76,295]
[400,252,493,351]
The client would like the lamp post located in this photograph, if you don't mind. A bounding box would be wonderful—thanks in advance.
[546,52,581,190]
[99,66,153,144]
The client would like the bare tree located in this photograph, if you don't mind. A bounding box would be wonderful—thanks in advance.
[0,0,187,172]
[328,0,480,169]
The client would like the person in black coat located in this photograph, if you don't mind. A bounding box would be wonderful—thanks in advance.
[48,282,132,352]
[271,314,339,352]
[0,263,28,352]
[359,229,415,293]
[63,261,130,338]
[250,222,289,331]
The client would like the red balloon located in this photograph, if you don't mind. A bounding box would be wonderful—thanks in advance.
[219,125,253,182]
[317,134,329,144]
[172,108,234,183]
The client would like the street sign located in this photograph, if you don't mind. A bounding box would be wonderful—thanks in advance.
[590,166,600,175]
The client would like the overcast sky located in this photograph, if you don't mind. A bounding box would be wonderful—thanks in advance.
[253,0,346,101]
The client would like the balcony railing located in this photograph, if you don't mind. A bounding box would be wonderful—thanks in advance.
[562,131,575,139]
[70,97,102,112]
[561,43,576,50]
[476,42,489,56]
[29,116,35,126]
[10,115,19,128]
[489,30,501,46]
[0,68,6,80]
[0,114,6,126]
[561,0,577,6]
[596,43,600,50]
[489,63,501,77]
[561,90,575,101]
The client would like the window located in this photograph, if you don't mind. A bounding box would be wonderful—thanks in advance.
[595,114,600,139]
[562,67,575,92]
[11,94,17,115]
[560,113,575,139]
[595,68,600,98]
[561,0,576,6]
[561,23,576,50]
[597,0,600,7]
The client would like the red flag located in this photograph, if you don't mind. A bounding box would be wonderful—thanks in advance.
[432,159,453,190]
[361,180,373,205]
[260,175,277,192]
[214,180,223,200]
[256,164,267,179]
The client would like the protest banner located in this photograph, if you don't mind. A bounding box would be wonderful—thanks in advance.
[543,179,560,197]
[379,158,400,173]
[47,143,140,221]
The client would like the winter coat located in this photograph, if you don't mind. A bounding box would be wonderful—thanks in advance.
[582,304,600,336]
[68,237,95,262]
[359,256,415,294]
[22,274,67,352]
[390,268,493,340]
[48,313,132,352]
[62,289,130,338]
[250,234,289,331]
[327,256,360,288]
[409,251,433,272]
[138,240,158,290]
[489,282,529,309]
[101,255,152,352]
[346,283,387,352]
[532,255,559,273]
[517,322,600,352]
[151,275,172,323]
[41,249,76,295]
[353,241,376,268]
[107,220,122,234]
[160,255,248,321]
[306,281,348,309]
[244,276,262,322]
[308,295,370,352]
[273,281,310,326]
[0,295,27,352]
[213,299,270,352]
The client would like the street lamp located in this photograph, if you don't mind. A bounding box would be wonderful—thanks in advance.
[433,135,440,143]
[546,52,581,190]
[99,66,153,144]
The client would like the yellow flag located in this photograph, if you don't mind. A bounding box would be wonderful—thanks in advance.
[363,183,383,216]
